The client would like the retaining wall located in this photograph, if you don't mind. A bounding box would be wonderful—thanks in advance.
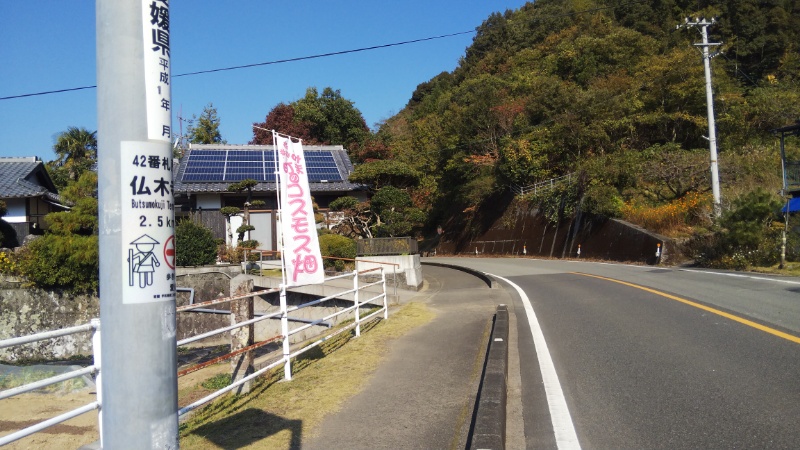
[438,200,672,264]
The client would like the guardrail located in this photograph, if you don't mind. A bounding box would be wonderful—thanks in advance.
[0,319,102,447]
[0,267,389,445]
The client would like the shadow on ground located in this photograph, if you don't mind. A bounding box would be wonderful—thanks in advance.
[188,408,302,449]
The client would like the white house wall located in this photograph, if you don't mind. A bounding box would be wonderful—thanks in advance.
[250,211,273,251]
[4,198,27,223]
[195,194,221,210]
[227,215,243,247]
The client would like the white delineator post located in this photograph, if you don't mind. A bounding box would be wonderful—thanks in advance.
[96,0,178,447]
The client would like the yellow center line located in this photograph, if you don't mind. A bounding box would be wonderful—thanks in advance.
[571,272,800,345]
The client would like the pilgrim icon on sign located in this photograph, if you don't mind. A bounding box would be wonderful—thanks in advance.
[128,234,161,288]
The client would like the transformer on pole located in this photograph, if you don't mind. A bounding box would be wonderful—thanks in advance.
[677,17,723,217]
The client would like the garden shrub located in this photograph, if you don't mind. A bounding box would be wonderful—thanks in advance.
[175,219,217,266]
[318,234,356,271]
[16,234,99,293]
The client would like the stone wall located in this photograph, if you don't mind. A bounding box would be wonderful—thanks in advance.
[0,265,243,361]
[175,265,240,346]
[0,283,99,362]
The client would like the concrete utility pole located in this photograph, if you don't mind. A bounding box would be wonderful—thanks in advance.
[677,17,722,217]
[97,0,178,448]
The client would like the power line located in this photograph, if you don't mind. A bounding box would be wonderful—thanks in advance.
[174,31,475,78]
[0,0,660,102]
[0,31,474,102]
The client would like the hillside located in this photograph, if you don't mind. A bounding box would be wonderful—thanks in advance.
[373,0,800,258]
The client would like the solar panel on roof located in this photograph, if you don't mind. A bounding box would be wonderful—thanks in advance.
[181,148,345,183]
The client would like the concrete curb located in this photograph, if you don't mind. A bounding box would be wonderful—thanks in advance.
[420,261,497,288]
[469,304,509,450]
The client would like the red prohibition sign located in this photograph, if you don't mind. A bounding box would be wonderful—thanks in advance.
[164,235,176,269]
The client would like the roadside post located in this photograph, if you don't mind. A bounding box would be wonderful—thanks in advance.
[97,0,178,447]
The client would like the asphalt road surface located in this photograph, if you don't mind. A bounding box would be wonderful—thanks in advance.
[431,257,800,449]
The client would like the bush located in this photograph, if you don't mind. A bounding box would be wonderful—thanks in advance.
[0,251,16,275]
[583,183,623,218]
[621,192,711,236]
[16,234,99,293]
[318,234,356,272]
[175,219,217,266]
[688,189,784,269]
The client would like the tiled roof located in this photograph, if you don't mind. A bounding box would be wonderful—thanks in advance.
[174,144,363,195]
[0,158,60,200]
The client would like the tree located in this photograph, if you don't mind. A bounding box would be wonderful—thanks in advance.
[46,171,98,236]
[370,186,426,237]
[251,103,314,145]
[219,206,241,244]
[188,103,225,144]
[229,179,258,241]
[48,126,97,190]
[16,170,99,291]
[329,196,373,239]
[347,160,421,191]
[252,87,369,150]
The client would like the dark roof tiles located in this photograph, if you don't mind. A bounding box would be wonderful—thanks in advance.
[0,158,59,199]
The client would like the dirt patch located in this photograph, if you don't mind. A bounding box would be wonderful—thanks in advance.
[0,391,99,449]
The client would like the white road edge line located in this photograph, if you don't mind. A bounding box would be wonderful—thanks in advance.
[679,269,800,285]
[491,274,582,450]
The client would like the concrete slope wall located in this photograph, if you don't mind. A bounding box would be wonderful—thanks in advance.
[438,200,671,264]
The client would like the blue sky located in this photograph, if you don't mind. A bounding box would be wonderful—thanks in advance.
[0,1,530,161]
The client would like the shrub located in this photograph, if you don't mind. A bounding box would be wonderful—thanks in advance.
[687,189,784,269]
[318,234,356,272]
[583,183,623,218]
[175,219,217,266]
[0,251,16,275]
[621,191,711,236]
[16,234,99,293]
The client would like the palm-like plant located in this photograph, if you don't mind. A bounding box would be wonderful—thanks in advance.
[52,126,97,185]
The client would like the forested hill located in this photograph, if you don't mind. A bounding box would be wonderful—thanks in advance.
[374,0,800,240]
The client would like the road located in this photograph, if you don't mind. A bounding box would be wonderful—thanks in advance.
[430,257,800,449]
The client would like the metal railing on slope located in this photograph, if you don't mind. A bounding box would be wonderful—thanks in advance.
[511,173,574,197]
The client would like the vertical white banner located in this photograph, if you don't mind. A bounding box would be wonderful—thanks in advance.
[142,0,172,142]
[276,134,324,286]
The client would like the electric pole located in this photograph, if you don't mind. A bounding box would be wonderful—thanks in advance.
[97,0,178,447]
[677,17,722,217]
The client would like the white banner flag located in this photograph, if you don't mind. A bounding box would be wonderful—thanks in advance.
[275,134,325,286]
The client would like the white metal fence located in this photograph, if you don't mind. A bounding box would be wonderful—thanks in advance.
[0,320,102,447]
[0,268,388,446]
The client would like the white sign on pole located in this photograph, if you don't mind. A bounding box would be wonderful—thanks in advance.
[120,141,176,304]
[275,134,324,286]
[142,0,172,143]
